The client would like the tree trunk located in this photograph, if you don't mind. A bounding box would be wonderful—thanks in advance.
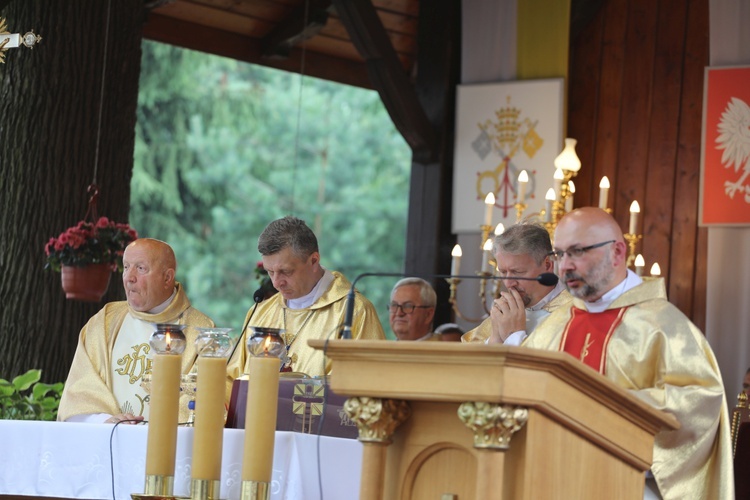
[0,0,143,384]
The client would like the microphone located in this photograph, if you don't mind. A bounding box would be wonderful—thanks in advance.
[228,287,266,362]
[498,272,559,287]
[339,272,558,339]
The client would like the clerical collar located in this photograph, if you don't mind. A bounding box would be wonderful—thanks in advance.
[287,269,333,310]
[529,281,566,311]
[584,270,642,313]
[147,287,178,314]
[396,331,434,341]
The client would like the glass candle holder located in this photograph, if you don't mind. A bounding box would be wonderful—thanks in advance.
[195,327,234,357]
[150,323,187,355]
[247,327,286,358]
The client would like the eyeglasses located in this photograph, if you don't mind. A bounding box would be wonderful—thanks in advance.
[547,240,615,261]
[388,302,433,314]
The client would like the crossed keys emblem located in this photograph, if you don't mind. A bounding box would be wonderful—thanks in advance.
[472,96,544,218]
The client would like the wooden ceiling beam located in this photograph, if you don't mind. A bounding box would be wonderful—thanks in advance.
[142,12,374,89]
[332,0,437,163]
[261,0,332,59]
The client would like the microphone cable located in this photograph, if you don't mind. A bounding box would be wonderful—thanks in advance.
[227,287,266,365]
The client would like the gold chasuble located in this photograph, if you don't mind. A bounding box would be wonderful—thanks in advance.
[226,271,385,398]
[523,278,733,500]
[58,283,215,422]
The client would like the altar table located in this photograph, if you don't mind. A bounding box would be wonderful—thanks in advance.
[0,420,362,500]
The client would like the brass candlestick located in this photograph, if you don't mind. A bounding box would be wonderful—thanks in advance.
[446,275,493,322]
[624,232,643,268]
[514,201,527,223]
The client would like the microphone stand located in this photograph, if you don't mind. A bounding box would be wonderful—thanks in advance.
[227,288,266,363]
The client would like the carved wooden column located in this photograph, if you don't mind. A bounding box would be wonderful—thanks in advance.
[344,397,411,500]
[458,402,528,498]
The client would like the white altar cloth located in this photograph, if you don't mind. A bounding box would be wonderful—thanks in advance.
[0,420,362,500]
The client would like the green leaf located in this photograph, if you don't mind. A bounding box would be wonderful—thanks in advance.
[12,369,41,392]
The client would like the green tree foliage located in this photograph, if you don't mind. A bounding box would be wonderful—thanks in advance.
[132,41,410,336]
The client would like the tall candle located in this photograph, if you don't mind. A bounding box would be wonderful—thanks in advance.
[145,353,182,477]
[242,355,281,482]
[191,356,228,481]
[566,181,576,212]
[553,168,564,200]
[598,176,610,210]
[481,238,493,273]
[634,254,645,277]
[450,244,462,276]
[484,192,495,226]
[629,201,640,234]
[650,262,661,276]
[545,188,556,222]
[517,170,528,202]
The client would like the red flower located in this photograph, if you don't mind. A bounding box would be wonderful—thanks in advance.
[44,217,139,272]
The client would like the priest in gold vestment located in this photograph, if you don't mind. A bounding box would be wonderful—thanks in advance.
[58,239,214,424]
[462,223,571,345]
[227,217,384,395]
[523,208,733,499]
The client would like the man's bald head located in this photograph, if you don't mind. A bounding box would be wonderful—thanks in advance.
[122,238,177,311]
[554,208,628,302]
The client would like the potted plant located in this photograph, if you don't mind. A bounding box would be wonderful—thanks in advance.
[44,216,138,301]
[0,369,64,421]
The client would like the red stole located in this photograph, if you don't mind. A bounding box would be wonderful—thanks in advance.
[559,306,628,374]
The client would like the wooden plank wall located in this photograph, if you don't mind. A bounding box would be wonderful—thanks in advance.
[567,0,709,329]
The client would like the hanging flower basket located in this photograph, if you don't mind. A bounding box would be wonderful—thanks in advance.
[60,263,113,302]
[44,216,138,302]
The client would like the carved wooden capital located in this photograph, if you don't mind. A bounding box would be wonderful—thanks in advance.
[343,397,411,443]
[457,402,528,450]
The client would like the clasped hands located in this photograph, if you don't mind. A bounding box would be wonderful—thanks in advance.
[488,288,526,344]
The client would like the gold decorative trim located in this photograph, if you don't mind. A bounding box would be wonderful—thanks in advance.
[343,396,411,443]
[190,478,221,500]
[731,391,748,457]
[0,18,42,64]
[240,480,270,500]
[143,474,175,497]
[457,402,528,450]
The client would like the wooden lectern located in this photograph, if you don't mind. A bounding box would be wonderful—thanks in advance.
[309,340,678,500]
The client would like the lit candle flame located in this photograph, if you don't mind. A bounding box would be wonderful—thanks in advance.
[451,244,462,257]
[494,223,505,235]
[599,176,610,189]
[262,335,272,355]
[165,332,172,352]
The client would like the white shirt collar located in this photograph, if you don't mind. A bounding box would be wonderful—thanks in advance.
[287,268,334,310]
[147,287,177,314]
[584,269,642,313]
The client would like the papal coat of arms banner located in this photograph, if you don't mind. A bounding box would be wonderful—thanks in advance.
[700,65,750,226]
[452,79,564,233]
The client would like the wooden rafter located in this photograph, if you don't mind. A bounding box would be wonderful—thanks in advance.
[332,0,437,163]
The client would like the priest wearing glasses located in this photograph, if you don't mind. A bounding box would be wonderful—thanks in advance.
[523,207,733,499]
